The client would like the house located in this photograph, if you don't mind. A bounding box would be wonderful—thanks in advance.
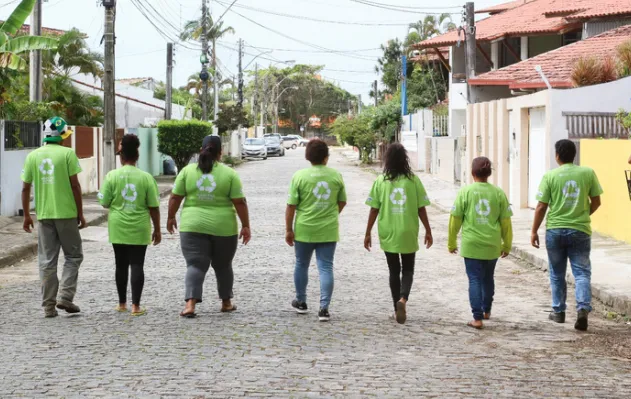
[116,77,158,91]
[413,0,631,138]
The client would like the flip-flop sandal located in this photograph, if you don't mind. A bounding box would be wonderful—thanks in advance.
[467,321,484,330]
[221,305,237,313]
[179,311,197,319]
[131,308,147,317]
[483,313,491,320]
[115,305,128,313]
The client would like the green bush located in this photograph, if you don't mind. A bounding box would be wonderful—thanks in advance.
[158,120,213,173]
[221,154,242,168]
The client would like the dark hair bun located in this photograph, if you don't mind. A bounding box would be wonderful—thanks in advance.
[120,134,140,162]
[472,156,492,179]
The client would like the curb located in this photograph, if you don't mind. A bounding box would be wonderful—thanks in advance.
[0,186,172,270]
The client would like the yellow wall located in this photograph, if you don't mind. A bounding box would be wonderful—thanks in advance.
[580,139,631,243]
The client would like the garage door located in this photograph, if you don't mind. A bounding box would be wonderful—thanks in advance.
[528,108,547,208]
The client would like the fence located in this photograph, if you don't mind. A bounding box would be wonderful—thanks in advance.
[3,121,41,149]
[432,114,449,137]
[565,112,628,165]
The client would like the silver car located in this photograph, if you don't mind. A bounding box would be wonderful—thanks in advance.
[242,138,267,160]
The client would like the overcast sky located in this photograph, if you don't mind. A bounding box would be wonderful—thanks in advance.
[1,0,505,101]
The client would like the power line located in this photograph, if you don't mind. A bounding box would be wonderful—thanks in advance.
[349,0,461,13]
[241,43,381,54]
[214,0,412,26]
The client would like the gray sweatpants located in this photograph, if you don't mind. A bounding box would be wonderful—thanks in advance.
[38,219,84,309]
[180,232,238,302]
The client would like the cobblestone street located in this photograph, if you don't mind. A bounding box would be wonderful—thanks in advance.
[1,149,630,398]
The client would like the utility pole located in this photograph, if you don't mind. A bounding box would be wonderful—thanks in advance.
[237,39,244,108]
[465,2,476,103]
[373,80,378,107]
[358,94,362,114]
[103,0,117,176]
[201,0,209,121]
[165,43,173,120]
[261,73,269,131]
[29,0,42,102]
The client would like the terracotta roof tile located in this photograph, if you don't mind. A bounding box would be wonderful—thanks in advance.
[469,24,631,89]
[0,22,69,36]
[416,0,574,49]
[543,0,631,20]
[477,0,536,15]
[410,47,449,63]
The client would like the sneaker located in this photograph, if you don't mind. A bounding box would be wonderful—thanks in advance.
[291,299,308,314]
[395,301,407,325]
[575,309,589,331]
[44,308,58,318]
[548,311,566,324]
[56,300,81,314]
[318,308,330,322]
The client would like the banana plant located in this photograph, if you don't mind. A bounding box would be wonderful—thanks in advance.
[0,0,58,70]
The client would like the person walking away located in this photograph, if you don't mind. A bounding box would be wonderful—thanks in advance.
[531,139,602,331]
[364,143,433,324]
[286,139,347,322]
[98,134,161,316]
[448,157,513,329]
[168,135,251,318]
[21,117,86,318]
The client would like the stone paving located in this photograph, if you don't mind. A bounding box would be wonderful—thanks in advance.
[1,149,630,398]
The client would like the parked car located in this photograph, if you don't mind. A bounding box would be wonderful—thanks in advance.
[281,136,299,150]
[242,138,267,160]
[265,137,285,157]
[286,134,309,147]
[264,133,282,141]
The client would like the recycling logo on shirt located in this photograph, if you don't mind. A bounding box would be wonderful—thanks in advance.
[312,181,331,200]
[562,180,580,198]
[389,188,407,206]
[196,174,217,193]
[121,184,138,203]
[475,199,491,217]
[39,158,54,175]
[97,192,104,200]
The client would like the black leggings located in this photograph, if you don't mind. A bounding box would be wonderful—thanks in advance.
[113,244,148,306]
[385,252,416,311]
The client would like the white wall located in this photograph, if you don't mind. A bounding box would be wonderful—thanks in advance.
[78,158,98,195]
[1,149,35,216]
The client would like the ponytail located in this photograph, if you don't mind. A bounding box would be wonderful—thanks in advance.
[198,144,220,174]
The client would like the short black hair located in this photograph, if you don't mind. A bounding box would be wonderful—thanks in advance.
[305,139,329,165]
[472,156,492,179]
[120,134,140,162]
[555,139,576,164]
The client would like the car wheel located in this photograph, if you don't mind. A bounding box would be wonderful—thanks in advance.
[291,144,297,150]
[263,157,267,160]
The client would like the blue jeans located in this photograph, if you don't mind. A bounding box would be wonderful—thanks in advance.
[294,241,336,310]
[546,229,592,313]
[464,258,498,321]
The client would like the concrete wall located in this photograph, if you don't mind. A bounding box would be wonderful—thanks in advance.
[78,157,98,195]
[580,140,631,243]
[426,137,459,182]
[1,148,35,216]
[135,128,162,177]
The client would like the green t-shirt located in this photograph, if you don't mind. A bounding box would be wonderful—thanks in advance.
[172,163,244,236]
[287,165,347,243]
[536,163,603,235]
[98,165,160,245]
[365,174,430,254]
[451,183,513,260]
[21,144,82,220]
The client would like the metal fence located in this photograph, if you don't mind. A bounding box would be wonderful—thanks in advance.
[432,115,448,137]
[3,121,41,149]
[564,112,628,166]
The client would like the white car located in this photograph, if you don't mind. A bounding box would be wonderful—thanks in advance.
[281,136,299,150]
[285,134,309,147]
[242,138,267,160]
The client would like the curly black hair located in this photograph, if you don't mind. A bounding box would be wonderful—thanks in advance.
[383,143,413,181]
[555,139,576,164]
[120,134,140,163]
[305,139,329,165]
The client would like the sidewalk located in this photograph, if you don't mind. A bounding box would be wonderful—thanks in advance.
[339,148,631,316]
[0,176,174,269]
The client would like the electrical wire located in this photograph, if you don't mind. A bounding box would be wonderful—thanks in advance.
[214,0,412,27]
[240,43,381,54]
[349,0,461,13]
[0,0,19,10]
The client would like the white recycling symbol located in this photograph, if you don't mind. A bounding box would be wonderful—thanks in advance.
[39,158,54,175]
[312,181,331,200]
[389,188,407,206]
[475,199,491,217]
[121,184,138,202]
[196,174,217,193]
[562,180,580,198]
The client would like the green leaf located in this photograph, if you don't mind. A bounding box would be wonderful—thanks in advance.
[0,52,26,70]
[0,36,58,54]
[0,0,36,36]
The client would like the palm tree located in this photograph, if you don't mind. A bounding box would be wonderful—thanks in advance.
[43,29,104,78]
[409,14,456,42]
[180,16,235,84]
[0,0,58,70]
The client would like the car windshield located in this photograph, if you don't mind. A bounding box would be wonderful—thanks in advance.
[245,139,264,146]
[265,138,280,145]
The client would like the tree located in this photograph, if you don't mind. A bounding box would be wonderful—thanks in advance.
[375,39,406,95]
[214,104,250,135]
[43,28,103,78]
[0,0,58,70]
[408,14,456,42]
[45,75,104,126]
[407,65,447,112]
[157,120,213,173]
